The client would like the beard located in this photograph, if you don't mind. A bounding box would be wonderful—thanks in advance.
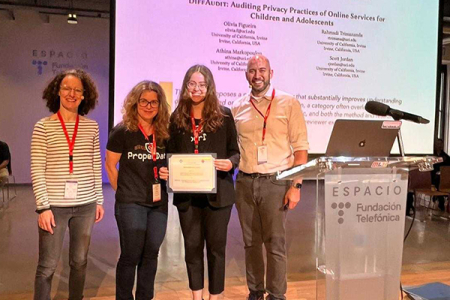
[251,79,271,94]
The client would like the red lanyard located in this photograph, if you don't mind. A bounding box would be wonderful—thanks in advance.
[57,111,79,174]
[190,111,203,154]
[249,88,275,144]
[138,124,159,182]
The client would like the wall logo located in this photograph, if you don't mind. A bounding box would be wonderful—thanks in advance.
[31,49,89,75]
[32,60,47,75]
[331,202,351,224]
[32,50,88,60]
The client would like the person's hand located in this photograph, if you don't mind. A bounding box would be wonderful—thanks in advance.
[38,210,56,234]
[159,167,169,180]
[283,187,301,210]
[214,159,232,172]
[95,205,104,223]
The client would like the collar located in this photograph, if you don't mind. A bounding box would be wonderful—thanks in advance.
[249,85,274,103]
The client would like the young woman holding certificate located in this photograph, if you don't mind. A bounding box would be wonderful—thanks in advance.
[159,65,240,300]
[31,69,104,300]
[105,81,170,300]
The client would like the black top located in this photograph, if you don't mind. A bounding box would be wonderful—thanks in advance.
[0,141,11,175]
[107,124,168,206]
[167,106,240,209]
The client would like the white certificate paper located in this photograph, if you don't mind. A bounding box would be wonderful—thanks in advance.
[168,153,217,193]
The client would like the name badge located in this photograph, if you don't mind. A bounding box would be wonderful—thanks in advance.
[257,145,268,164]
[64,180,78,199]
[153,183,161,202]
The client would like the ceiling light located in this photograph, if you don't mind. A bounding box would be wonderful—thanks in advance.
[67,13,77,24]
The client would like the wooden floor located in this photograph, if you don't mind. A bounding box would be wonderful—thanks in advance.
[2,184,450,300]
[2,261,450,300]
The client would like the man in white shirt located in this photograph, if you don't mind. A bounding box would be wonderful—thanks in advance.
[231,55,309,300]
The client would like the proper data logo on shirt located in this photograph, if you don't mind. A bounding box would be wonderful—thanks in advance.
[128,143,166,162]
[145,142,153,153]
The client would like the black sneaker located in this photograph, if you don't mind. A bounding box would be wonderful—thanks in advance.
[248,292,264,300]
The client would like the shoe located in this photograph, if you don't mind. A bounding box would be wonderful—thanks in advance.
[266,294,283,300]
[248,292,264,300]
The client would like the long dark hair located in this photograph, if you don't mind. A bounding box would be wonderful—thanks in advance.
[172,65,224,132]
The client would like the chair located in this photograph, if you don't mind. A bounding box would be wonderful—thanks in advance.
[5,174,17,201]
[0,177,6,208]
[408,169,448,220]
[0,169,17,206]
[437,166,450,213]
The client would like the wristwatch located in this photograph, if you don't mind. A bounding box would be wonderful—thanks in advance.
[292,182,302,189]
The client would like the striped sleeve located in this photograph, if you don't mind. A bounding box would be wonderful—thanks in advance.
[31,120,50,210]
[93,124,104,205]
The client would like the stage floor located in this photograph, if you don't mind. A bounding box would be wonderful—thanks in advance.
[1,182,450,299]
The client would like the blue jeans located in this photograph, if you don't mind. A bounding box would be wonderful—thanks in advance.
[115,202,168,300]
[34,202,97,300]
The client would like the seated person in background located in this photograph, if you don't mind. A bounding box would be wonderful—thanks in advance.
[432,139,450,187]
[0,140,11,182]
[432,139,450,211]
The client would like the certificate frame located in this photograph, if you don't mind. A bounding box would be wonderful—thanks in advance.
[167,153,217,193]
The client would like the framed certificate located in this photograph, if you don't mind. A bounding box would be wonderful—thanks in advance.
[167,153,217,193]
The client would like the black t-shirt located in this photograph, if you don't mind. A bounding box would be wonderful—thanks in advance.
[0,141,11,174]
[106,124,168,206]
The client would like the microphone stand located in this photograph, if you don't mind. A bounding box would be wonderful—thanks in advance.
[397,130,405,157]
[392,116,405,157]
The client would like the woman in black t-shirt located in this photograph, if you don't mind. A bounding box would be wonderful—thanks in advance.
[160,65,240,300]
[105,80,170,300]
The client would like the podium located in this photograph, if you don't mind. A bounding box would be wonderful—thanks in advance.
[276,156,441,300]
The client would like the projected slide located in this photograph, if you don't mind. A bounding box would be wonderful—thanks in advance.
[114,0,440,154]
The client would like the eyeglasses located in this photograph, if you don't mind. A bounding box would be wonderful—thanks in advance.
[60,86,84,96]
[138,99,159,108]
[187,81,208,91]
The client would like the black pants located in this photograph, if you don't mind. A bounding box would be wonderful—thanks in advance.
[406,192,414,216]
[177,196,232,295]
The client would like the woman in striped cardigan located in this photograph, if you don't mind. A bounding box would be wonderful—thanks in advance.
[31,69,104,300]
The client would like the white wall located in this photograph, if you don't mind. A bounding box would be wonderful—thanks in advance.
[0,10,109,183]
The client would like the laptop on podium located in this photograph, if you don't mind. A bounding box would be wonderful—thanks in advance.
[325,119,400,157]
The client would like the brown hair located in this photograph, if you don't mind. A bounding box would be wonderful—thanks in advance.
[122,80,170,143]
[42,69,98,115]
[172,65,224,132]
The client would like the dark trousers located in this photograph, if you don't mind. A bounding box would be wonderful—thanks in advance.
[177,196,232,295]
[34,202,97,300]
[235,173,290,300]
[406,192,414,216]
[115,202,168,300]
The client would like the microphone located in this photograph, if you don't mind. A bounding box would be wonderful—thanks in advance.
[364,101,430,124]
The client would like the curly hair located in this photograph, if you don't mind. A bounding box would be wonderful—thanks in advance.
[172,65,224,132]
[42,69,98,115]
[122,80,170,143]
